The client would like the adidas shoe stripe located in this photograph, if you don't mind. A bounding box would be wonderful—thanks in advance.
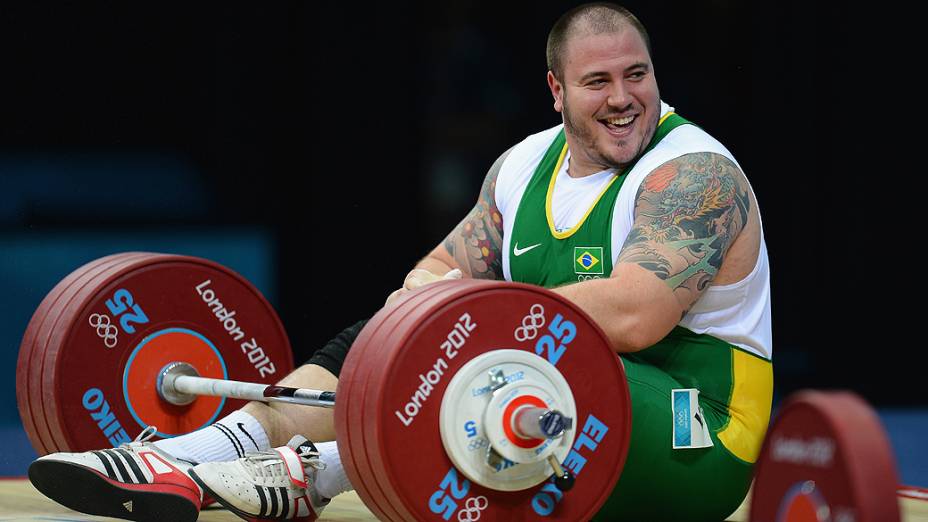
[103,449,131,482]
[278,486,289,518]
[268,484,278,517]
[255,485,268,516]
[253,485,292,518]
[115,448,148,484]
[93,451,117,480]
[92,449,150,484]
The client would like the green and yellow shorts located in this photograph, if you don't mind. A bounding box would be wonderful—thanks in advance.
[593,327,773,521]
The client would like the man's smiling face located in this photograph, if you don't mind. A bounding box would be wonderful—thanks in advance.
[548,26,661,177]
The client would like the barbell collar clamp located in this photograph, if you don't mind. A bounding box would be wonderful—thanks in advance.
[513,406,573,440]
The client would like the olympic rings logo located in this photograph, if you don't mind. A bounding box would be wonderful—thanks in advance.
[457,496,489,522]
[514,304,545,342]
[467,438,488,451]
[88,313,119,348]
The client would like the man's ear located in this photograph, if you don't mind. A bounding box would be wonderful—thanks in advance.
[547,70,564,113]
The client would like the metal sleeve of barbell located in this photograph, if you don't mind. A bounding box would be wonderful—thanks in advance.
[172,375,336,408]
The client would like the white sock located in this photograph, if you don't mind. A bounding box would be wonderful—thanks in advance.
[153,410,270,464]
[314,441,353,499]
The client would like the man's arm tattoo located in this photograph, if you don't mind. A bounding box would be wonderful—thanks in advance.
[617,152,751,309]
[442,150,511,279]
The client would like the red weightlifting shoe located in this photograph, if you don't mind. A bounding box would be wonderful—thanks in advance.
[28,426,202,522]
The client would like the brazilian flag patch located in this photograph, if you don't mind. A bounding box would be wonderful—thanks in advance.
[574,246,604,275]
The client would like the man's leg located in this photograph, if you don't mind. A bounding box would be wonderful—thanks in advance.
[242,363,355,500]
[186,324,362,518]
[153,318,366,466]
[151,364,339,466]
[241,364,339,446]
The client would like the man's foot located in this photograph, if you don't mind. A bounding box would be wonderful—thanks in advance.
[189,435,329,521]
[28,427,202,522]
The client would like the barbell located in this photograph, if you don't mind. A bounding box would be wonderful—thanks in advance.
[17,252,631,520]
[16,252,905,521]
[156,360,577,493]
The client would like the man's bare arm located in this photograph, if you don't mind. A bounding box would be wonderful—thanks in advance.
[420,148,512,279]
[553,152,751,351]
[618,151,751,311]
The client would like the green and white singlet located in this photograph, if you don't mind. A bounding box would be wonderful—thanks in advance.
[495,102,773,520]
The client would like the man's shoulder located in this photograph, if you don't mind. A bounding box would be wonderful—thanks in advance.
[633,120,744,186]
[659,122,736,165]
[513,123,564,153]
[492,123,564,216]
[499,123,564,173]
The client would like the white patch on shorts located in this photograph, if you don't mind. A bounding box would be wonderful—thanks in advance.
[672,388,714,449]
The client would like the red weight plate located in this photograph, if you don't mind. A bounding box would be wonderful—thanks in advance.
[750,390,901,522]
[338,288,440,522]
[32,254,178,451]
[337,283,462,521]
[363,281,631,521]
[359,280,509,521]
[41,254,294,451]
[337,292,415,522]
[36,253,155,451]
[363,283,486,521]
[349,281,515,521]
[371,282,632,518]
[18,253,135,455]
[343,282,468,522]
[28,253,151,453]
[19,253,115,454]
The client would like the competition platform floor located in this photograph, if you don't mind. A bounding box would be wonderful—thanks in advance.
[1,478,927,521]
[2,410,926,520]
[1,411,925,520]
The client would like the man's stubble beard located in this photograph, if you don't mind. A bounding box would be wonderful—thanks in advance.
[561,90,658,172]
[561,92,615,169]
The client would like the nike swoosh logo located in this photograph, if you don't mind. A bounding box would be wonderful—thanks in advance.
[237,422,260,450]
[513,243,542,256]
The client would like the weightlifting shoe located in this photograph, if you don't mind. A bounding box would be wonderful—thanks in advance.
[189,435,329,521]
[28,426,202,522]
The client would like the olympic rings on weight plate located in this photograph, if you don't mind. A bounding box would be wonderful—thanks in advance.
[467,437,489,451]
[457,496,489,522]
[513,304,545,342]
[87,313,118,348]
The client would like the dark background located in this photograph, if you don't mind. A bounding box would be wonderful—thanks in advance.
[0,0,914,418]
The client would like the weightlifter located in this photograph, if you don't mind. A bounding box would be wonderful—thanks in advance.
[29,3,772,521]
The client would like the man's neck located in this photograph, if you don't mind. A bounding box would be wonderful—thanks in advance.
[566,153,617,179]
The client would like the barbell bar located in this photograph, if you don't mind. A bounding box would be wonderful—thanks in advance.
[157,361,337,408]
[156,358,576,489]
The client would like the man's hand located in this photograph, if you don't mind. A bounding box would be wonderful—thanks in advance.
[385,268,463,306]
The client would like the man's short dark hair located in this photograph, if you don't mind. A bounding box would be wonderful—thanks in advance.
[546,3,652,81]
